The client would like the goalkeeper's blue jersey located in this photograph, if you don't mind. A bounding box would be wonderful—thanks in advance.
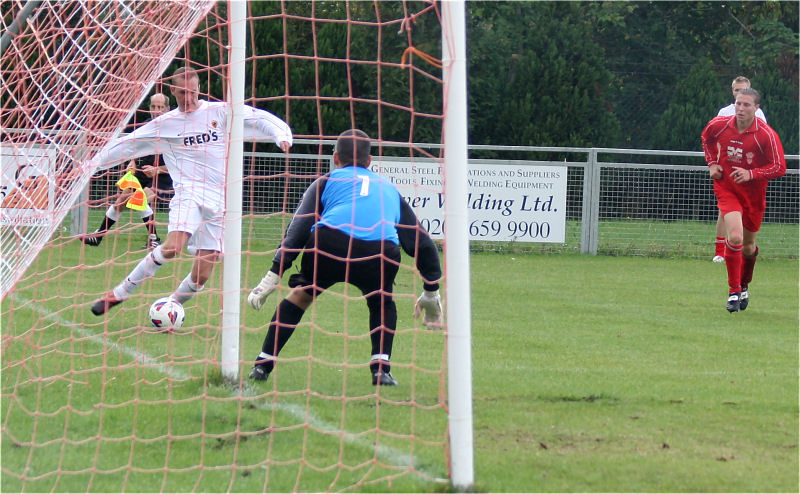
[317,166,401,244]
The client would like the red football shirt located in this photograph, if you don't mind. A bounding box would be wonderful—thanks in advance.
[701,116,786,230]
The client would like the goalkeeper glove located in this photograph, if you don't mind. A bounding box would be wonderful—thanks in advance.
[414,290,443,329]
[248,271,280,310]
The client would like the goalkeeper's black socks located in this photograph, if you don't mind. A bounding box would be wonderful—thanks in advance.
[367,296,396,374]
[259,299,305,363]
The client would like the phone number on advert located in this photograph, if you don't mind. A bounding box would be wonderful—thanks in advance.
[419,218,552,239]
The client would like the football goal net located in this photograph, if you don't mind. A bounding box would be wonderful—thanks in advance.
[1,1,472,492]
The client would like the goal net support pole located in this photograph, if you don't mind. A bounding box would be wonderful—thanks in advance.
[441,0,475,489]
[0,0,216,300]
[221,0,247,381]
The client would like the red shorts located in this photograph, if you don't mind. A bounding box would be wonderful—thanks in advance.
[714,181,766,232]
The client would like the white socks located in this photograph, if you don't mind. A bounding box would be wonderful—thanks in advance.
[171,273,204,304]
[105,205,121,222]
[112,246,168,300]
[111,247,205,305]
[106,204,152,221]
[139,205,154,218]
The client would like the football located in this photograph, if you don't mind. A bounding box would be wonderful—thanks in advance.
[148,297,185,331]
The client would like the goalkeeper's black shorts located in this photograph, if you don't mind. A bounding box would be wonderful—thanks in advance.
[295,226,401,297]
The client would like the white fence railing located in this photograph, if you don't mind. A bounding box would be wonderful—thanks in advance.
[80,142,799,259]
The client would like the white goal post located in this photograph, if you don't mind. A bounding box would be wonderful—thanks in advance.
[441,0,475,489]
[217,0,477,486]
[2,0,474,488]
[217,0,475,487]
[220,0,247,382]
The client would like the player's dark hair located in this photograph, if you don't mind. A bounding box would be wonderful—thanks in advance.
[738,87,760,105]
[336,129,371,167]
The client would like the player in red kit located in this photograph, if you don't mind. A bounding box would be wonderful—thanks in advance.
[710,76,767,262]
[701,88,786,312]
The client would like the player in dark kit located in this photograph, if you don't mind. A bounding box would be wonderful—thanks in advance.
[246,129,443,386]
[79,92,173,250]
[701,88,786,312]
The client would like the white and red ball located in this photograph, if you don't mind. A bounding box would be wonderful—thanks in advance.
[148,297,185,330]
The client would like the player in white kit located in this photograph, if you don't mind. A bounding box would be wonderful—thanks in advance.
[88,67,293,315]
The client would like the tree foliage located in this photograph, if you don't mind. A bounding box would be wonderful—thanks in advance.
[467,2,621,147]
[149,1,797,154]
[652,60,724,151]
[575,1,798,152]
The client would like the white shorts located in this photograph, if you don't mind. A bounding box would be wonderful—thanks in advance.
[168,193,224,253]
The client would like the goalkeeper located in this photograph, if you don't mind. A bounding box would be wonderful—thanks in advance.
[247,129,443,386]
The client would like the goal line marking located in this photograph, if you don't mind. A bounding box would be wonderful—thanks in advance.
[8,294,447,483]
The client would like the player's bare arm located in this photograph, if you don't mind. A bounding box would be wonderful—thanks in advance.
[141,164,163,178]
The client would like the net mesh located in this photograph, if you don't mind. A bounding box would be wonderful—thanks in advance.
[2,1,450,492]
[1,0,216,297]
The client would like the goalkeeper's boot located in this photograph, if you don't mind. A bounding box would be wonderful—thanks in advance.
[372,371,398,386]
[79,230,104,247]
[248,365,271,381]
[739,285,749,311]
[91,292,124,316]
[726,291,741,313]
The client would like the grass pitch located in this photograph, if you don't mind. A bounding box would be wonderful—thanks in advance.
[1,220,797,492]
[471,253,798,492]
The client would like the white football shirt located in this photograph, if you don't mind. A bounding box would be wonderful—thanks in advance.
[717,103,766,122]
[91,100,292,209]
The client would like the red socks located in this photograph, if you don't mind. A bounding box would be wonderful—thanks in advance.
[725,241,743,293]
[741,247,758,289]
[714,237,726,258]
